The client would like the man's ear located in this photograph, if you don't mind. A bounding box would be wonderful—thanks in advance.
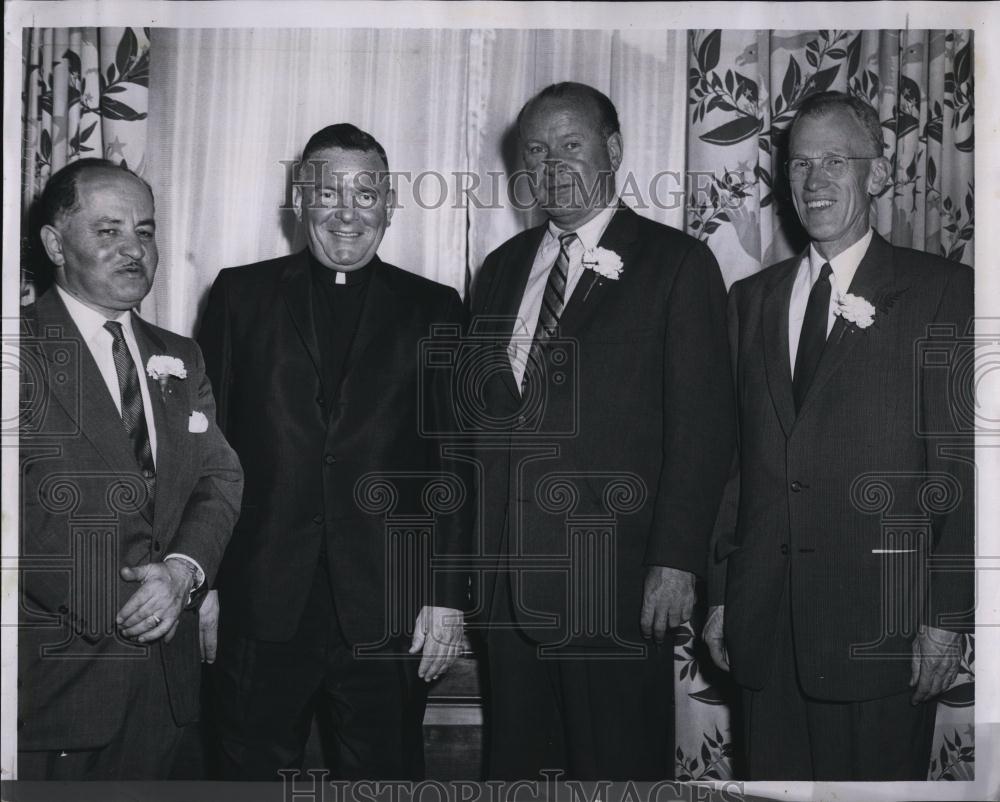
[292,185,304,221]
[385,187,396,226]
[39,224,65,267]
[606,132,623,172]
[867,156,891,196]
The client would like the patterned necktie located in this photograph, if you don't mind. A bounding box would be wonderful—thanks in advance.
[522,232,577,391]
[792,261,833,413]
[104,321,156,501]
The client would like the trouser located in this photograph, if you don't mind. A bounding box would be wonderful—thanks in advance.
[742,578,937,780]
[212,559,427,780]
[486,570,675,780]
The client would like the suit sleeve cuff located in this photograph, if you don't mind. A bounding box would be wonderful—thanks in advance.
[164,553,206,606]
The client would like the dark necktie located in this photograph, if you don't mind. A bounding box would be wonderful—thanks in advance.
[104,320,156,501]
[792,262,833,413]
[522,231,577,391]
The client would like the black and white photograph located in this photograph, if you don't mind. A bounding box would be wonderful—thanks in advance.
[2,2,998,801]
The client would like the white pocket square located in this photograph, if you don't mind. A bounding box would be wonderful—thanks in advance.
[871,548,918,554]
[188,410,209,433]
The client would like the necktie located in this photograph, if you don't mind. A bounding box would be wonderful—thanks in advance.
[792,262,833,413]
[522,232,577,392]
[104,321,156,502]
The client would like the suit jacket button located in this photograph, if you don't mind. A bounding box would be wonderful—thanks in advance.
[316,395,326,407]
[517,415,527,426]
[324,454,336,465]
[790,480,802,492]
[313,514,324,525]
[780,544,789,555]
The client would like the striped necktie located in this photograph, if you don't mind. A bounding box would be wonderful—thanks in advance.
[522,231,577,391]
[104,320,156,503]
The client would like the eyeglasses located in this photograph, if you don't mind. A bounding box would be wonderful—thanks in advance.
[785,155,878,181]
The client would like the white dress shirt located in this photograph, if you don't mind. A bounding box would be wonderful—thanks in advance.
[508,202,619,386]
[56,285,158,462]
[787,228,873,373]
[56,285,204,589]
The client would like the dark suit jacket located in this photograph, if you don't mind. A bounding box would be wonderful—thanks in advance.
[470,204,735,646]
[711,232,974,701]
[197,251,470,645]
[18,289,243,750]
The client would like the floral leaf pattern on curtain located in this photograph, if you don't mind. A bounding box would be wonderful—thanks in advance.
[20,27,150,301]
[684,29,975,781]
[673,624,737,780]
[686,29,974,290]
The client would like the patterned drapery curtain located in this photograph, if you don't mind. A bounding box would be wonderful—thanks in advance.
[20,27,150,301]
[681,28,975,782]
[686,29,974,288]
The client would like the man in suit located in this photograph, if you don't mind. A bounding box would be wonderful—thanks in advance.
[18,158,244,780]
[703,91,974,780]
[469,82,735,779]
[198,123,470,780]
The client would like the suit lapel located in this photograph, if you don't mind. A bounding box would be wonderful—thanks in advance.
[796,233,897,418]
[557,204,639,338]
[480,226,547,400]
[280,250,323,384]
[32,291,141,475]
[761,258,799,438]
[132,314,190,534]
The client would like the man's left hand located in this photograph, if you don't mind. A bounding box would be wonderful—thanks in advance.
[116,560,196,643]
[910,625,962,704]
[409,605,464,682]
[199,589,221,663]
[640,565,695,644]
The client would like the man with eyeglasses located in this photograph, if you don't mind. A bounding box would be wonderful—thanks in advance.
[703,91,973,780]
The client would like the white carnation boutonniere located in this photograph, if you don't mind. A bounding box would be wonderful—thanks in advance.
[146,355,187,397]
[833,292,876,330]
[581,247,624,281]
[832,287,907,341]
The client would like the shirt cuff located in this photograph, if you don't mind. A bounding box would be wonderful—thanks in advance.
[164,553,206,595]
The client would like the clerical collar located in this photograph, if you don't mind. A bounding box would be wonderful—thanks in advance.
[309,250,374,287]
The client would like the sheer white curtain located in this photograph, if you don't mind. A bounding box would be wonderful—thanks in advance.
[144,28,686,336]
[142,27,714,777]
[468,29,688,272]
[145,28,471,334]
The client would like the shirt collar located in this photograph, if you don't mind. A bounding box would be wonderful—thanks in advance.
[808,228,873,296]
[55,284,133,341]
[546,199,619,251]
[308,249,375,287]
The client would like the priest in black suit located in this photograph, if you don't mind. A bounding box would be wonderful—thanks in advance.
[469,83,735,779]
[197,124,470,780]
[703,91,974,780]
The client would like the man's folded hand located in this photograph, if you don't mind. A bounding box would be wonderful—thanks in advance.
[116,559,196,643]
